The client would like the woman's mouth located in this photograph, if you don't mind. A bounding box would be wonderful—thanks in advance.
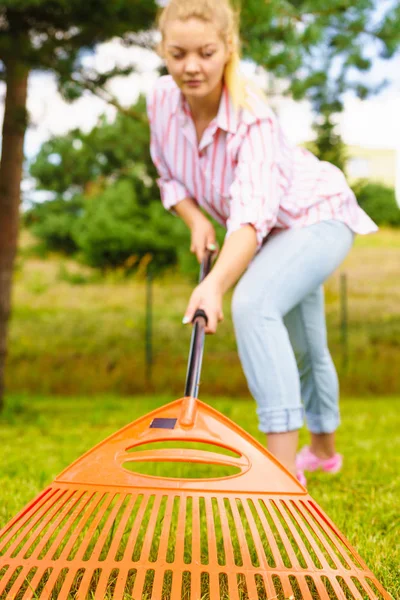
[185,80,203,88]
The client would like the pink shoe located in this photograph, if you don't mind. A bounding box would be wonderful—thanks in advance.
[296,470,307,487]
[296,446,343,474]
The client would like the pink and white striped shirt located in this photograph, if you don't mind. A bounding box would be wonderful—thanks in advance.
[147,75,377,249]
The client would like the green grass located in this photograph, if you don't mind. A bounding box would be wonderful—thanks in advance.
[0,394,399,598]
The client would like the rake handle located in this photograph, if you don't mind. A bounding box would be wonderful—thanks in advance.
[183,250,213,404]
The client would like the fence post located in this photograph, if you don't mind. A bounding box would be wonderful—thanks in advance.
[340,273,349,371]
[146,265,153,385]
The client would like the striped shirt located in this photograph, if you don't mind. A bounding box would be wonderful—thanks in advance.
[147,75,377,249]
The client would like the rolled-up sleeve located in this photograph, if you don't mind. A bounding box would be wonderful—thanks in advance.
[226,118,281,250]
[146,89,190,212]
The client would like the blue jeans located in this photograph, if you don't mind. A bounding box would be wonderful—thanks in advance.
[232,220,355,434]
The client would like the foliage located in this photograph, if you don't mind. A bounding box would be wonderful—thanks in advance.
[27,96,184,272]
[73,179,189,271]
[241,0,400,112]
[308,114,348,171]
[352,181,400,227]
[29,96,157,198]
[24,196,84,254]
[239,0,400,161]
[0,0,158,103]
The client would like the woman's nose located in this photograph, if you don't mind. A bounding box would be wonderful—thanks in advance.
[184,56,200,75]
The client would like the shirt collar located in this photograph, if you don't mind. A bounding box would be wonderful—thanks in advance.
[173,83,238,134]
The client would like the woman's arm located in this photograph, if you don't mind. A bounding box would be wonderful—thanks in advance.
[183,224,258,333]
[174,198,218,262]
[207,225,257,294]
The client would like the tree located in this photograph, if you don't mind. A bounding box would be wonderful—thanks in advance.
[0,0,158,408]
[308,114,348,171]
[239,0,400,160]
[29,96,157,194]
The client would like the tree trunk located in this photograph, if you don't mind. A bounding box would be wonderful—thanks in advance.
[0,59,29,410]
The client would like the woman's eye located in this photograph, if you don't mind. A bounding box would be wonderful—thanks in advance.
[202,52,215,58]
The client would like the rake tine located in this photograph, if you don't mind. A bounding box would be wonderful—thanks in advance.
[253,500,286,571]
[5,490,71,560]
[155,494,175,564]
[56,566,81,600]
[345,576,373,600]
[280,573,298,599]
[1,565,27,599]
[121,494,148,562]
[226,571,241,600]
[138,494,164,564]
[216,497,237,569]
[53,492,100,561]
[170,568,182,599]
[204,497,219,568]
[0,489,57,553]
[30,491,88,561]
[75,568,95,600]
[25,567,57,600]
[72,493,114,563]
[149,567,165,599]
[284,500,334,571]
[243,571,259,600]
[89,494,126,562]
[131,566,148,599]
[89,567,111,600]
[107,494,138,562]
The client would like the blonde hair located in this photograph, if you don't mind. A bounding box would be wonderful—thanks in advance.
[157,0,253,110]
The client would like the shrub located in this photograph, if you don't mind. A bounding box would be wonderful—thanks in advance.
[353,181,400,227]
[24,197,84,254]
[72,179,190,272]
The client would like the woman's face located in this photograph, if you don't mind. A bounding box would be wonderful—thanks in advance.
[163,17,231,101]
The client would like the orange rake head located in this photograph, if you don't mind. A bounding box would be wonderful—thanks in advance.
[0,252,392,599]
[0,396,391,600]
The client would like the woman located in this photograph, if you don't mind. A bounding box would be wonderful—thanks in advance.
[146,0,377,485]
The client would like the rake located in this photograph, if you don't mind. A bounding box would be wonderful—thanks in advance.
[0,253,392,600]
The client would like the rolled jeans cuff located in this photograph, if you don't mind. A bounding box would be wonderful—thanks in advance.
[257,406,304,434]
[306,412,340,434]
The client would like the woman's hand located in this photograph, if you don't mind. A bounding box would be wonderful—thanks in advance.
[190,215,218,263]
[182,278,224,334]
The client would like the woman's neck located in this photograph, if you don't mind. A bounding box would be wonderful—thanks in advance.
[186,80,223,123]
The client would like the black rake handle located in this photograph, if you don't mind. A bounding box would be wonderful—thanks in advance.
[184,250,213,399]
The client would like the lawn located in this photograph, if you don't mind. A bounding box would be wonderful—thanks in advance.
[0,394,399,598]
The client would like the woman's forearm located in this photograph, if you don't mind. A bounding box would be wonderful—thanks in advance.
[174,197,204,229]
[207,225,258,294]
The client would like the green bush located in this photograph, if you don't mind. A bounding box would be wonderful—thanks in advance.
[72,179,190,272]
[353,181,400,227]
[24,197,84,254]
